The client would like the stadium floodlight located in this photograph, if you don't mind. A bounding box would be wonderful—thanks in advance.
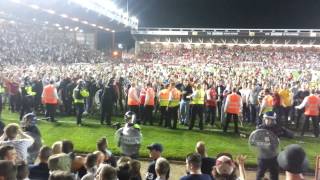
[32,18,36,22]
[111,30,115,33]
[71,17,79,22]
[54,23,60,27]
[44,21,49,24]
[91,23,97,27]
[79,29,83,33]
[60,14,68,18]
[45,9,55,14]
[104,28,110,31]
[58,27,63,31]
[10,0,21,4]
[9,20,15,24]
[64,26,69,29]
[98,26,104,29]
[70,29,73,32]
[29,4,40,10]
[75,27,79,31]
[81,20,88,24]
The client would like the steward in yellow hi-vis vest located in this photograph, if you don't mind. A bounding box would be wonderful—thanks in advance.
[166,82,181,129]
[189,83,205,130]
[158,84,169,127]
[73,79,89,126]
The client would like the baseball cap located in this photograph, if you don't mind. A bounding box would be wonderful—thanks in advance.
[147,143,163,153]
[277,144,308,174]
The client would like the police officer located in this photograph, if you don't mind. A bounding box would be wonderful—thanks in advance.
[20,77,36,120]
[73,79,89,126]
[100,78,116,125]
[115,111,142,159]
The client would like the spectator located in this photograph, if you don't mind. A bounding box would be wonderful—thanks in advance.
[48,153,72,172]
[21,113,42,164]
[146,143,168,180]
[0,160,17,179]
[49,170,75,180]
[277,144,308,180]
[0,145,17,163]
[72,156,87,179]
[61,140,74,154]
[129,160,142,180]
[96,137,116,167]
[29,146,52,180]
[195,141,215,178]
[155,157,170,180]
[96,164,118,180]
[117,156,131,180]
[16,160,29,180]
[81,153,98,180]
[0,123,34,162]
[180,153,211,180]
[51,141,62,155]
[211,153,246,180]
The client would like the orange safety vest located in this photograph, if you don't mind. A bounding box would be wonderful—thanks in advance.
[305,95,320,116]
[159,89,169,106]
[146,88,155,106]
[226,93,241,114]
[128,87,139,106]
[42,85,58,104]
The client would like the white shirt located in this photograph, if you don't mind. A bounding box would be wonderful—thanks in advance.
[0,139,33,162]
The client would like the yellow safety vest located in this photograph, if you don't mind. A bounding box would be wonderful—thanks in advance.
[192,89,205,105]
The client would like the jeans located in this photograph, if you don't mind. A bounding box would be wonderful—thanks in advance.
[249,104,259,124]
[179,100,190,124]
[301,115,319,137]
[223,113,239,133]
[75,103,84,125]
[189,104,204,130]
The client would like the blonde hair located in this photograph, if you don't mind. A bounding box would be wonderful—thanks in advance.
[51,141,62,155]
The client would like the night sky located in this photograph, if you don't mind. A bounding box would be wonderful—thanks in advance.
[118,0,320,28]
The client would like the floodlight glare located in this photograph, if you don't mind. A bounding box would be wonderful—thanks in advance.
[71,17,79,22]
[29,4,40,10]
[60,14,68,18]
[46,9,55,14]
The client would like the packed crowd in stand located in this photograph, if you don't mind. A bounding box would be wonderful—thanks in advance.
[0,21,317,179]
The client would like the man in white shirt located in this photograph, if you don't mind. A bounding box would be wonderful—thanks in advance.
[0,123,34,162]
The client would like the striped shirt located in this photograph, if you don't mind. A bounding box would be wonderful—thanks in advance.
[0,139,33,162]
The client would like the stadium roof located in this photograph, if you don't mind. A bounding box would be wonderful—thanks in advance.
[0,0,139,32]
[132,27,320,47]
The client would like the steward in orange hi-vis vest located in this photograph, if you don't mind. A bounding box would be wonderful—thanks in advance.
[223,88,242,133]
[41,81,59,122]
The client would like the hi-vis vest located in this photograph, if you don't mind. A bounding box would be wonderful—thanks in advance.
[25,86,36,96]
[262,95,273,114]
[73,88,89,104]
[145,88,155,106]
[168,88,181,107]
[128,87,139,106]
[305,95,320,116]
[226,93,241,114]
[0,85,4,94]
[192,89,205,105]
[42,85,58,104]
[159,89,169,107]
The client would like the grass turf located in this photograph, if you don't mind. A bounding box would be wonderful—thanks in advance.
[1,108,319,169]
